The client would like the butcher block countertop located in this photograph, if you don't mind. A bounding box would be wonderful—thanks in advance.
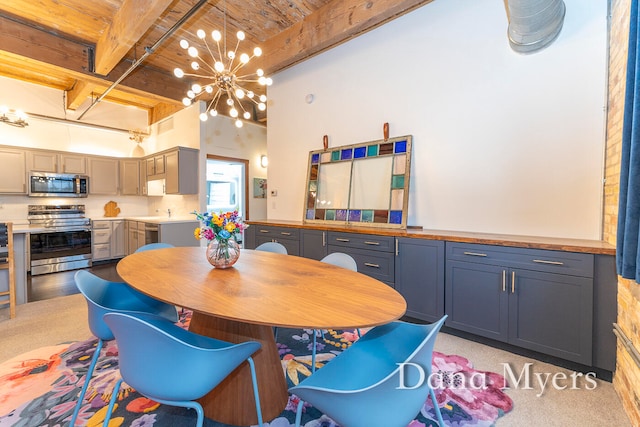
[246,219,616,256]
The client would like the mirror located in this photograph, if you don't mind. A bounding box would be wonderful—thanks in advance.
[303,135,412,229]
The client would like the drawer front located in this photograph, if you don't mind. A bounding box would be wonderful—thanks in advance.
[92,243,111,260]
[446,242,594,277]
[254,226,299,241]
[327,232,394,253]
[93,228,111,244]
[328,245,394,283]
[92,220,111,230]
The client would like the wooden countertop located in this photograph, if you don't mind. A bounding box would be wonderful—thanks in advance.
[246,219,616,256]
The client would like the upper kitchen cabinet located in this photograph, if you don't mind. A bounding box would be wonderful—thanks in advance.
[120,159,141,195]
[146,147,198,195]
[0,148,26,194]
[87,157,119,195]
[27,150,86,174]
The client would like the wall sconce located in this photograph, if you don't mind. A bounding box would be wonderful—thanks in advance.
[0,106,29,128]
[260,155,268,168]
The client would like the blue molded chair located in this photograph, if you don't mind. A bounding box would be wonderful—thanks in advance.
[135,242,174,252]
[103,312,264,427]
[290,316,447,427]
[255,241,288,254]
[70,270,178,426]
[311,252,359,372]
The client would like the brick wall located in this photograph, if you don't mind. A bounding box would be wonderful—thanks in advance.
[606,0,640,424]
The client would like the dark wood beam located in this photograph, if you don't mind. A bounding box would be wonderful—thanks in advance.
[94,0,174,75]
[260,0,434,74]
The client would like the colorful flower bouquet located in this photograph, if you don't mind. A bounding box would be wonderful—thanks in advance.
[192,210,247,268]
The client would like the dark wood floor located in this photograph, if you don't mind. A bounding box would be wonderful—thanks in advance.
[27,261,122,302]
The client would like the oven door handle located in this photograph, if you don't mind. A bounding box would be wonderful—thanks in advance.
[36,227,92,233]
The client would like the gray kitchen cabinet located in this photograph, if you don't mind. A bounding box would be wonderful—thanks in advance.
[0,148,26,194]
[445,242,594,365]
[395,238,445,323]
[27,151,86,174]
[87,157,119,195]
[92,219,125,261]
[120,159,141,195]
[164,148,197,194]
[248,225,300,256]
[326,232,395,286]
[301,229,327,260]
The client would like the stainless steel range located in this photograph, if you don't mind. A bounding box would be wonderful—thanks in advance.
[28,204,92,275]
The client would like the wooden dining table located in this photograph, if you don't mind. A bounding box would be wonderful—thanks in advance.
[116,246,407,426]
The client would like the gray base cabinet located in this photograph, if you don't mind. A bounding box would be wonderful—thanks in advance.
[326,232,395,286]
[246,225,300,256]
[445,242,594,366]
[301,229,327,260]
[395,238,445,323]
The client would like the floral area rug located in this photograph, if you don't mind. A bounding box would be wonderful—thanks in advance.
[0,311,513,427]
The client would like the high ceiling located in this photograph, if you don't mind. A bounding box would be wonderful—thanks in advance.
[0,0,432,126]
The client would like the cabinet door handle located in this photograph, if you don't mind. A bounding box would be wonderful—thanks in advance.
[322,231,326,247]
[511,271,515,293]
[502,270,506,292]
[259,230,270,233]
[463,251,487,257]
[364,241,380,245]
[532,259,564,265]
[364,262,380,268]
[336,238,350,242]
[395,238,399,256]
[280,232,292,236]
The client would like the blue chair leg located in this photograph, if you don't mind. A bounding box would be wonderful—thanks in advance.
[294,398,304,427]
[356,328,361,338]
[103,378,123,427]
[70,338,104,426]
[247,357,264,427]
[311,330,318,373]
[428,386,445,426]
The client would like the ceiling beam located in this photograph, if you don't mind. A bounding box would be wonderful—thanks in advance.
[66,80,96,110]
[94,0,174,75]
[260,0,434,74]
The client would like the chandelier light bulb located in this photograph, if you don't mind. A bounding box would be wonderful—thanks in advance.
[240,53,250,64]
[214,61,224,72]
[174,68,184,78]
[243,111,251,119]
[237,31,245,41]
[258,102,266,111]
[254,47,262,57]
[179,39,189,49]
[230,108,238,118]
[257,69,264,77]
[226,98,234,106]
[209,109,218,117]
[196,29,206,39]
[228,51,235,59]
[212,30,222,41]
[182,97,192,106]
[235,119,243,128]
[258,76,266,85]
[205,85,213,93]
[265,78,273,86]
[188,46,198,58]
[235,88,245,98]
[247,91,254,98]
[199,112,208,121]
[259,94,267,102]
[192,84,202,93]
[187,90,195,99]
[191,61,199,70]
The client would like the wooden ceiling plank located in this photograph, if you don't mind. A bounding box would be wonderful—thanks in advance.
[0,15,91,74]
[66,80,96,110]
[94,0,174,75]
[260,0,434,74]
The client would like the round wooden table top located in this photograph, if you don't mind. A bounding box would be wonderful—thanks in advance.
[116,246,407,329]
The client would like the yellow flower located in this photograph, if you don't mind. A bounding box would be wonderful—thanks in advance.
[225,223,236,233]
[194,227,201,239]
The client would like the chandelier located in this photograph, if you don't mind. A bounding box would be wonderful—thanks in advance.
[0,106,28,128]
[173,25,272,128]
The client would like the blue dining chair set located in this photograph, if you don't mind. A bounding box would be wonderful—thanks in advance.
[72,270,263,427]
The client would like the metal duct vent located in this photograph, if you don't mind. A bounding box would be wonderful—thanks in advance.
[507,0,566,54]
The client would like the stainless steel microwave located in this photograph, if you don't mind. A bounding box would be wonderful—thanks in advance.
[28,172,89,198]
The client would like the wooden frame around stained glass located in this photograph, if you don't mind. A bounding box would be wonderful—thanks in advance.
[303,135,412,229]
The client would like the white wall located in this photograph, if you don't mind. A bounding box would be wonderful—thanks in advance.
[266,0,608,240]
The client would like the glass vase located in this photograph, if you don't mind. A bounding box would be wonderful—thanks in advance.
[206,239,240,269]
